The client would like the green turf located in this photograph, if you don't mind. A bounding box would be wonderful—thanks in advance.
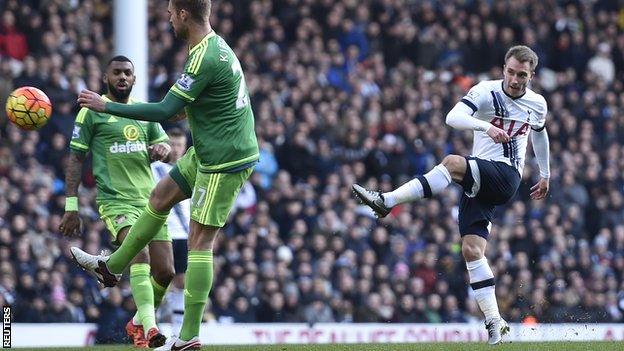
[17,341,623,351]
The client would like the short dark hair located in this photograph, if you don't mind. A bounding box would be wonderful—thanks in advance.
[168,127,186,138]
[107,55,133,67]
[172,0,211,23]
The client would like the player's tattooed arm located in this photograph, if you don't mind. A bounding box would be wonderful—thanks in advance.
[60,151,85,236]
[65,151,85,197]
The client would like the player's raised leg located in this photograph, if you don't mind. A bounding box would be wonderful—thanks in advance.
[70,175,187,285]
[352,155,464,217]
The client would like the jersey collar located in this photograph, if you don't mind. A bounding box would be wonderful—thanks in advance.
[102,94,136,104]
[189,31,216,54]
[501,81,526,100]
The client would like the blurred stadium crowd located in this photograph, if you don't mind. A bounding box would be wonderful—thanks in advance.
[1,0,624,343]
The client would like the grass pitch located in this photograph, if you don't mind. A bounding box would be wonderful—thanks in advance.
[19,341,624,351]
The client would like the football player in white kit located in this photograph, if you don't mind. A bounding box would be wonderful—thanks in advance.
[151,128,191,338]
[353,45,550,344]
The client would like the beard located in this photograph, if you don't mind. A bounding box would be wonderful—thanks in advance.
[107,81,132,100]
[174,25,189,40]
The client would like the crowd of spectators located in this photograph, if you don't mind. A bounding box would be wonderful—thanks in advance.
[1,0,624,343]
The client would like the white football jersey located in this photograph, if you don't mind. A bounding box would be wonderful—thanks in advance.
[151,161,190,240]
[461,79,547,176]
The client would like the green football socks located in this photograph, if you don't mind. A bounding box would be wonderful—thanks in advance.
[129,263,157,333]
[179,251,213,341]
[108,204,169,274]
[151,276,169,309]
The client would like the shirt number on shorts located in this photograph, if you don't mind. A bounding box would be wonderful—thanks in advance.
[193,187,207,207]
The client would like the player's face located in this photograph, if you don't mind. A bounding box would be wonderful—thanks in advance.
[168,0,189,40]
[168,136,187,162]
[104,61,135,100]
[503,56,533,97]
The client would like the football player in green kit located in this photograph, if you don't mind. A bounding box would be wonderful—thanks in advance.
[70,1,258,349]
[60,56,173,348]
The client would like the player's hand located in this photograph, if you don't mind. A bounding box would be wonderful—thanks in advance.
[149,143,171,161]
[59,211,82,237]
[77,90,106,112]
[486,126,510,143]
[530,177,549,200]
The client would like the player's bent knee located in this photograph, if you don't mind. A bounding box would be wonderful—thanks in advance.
[153,266,175,284]
[132,247,150,264]
[461,243,484,261]
[149,177,186,213]
[442,155,467,181]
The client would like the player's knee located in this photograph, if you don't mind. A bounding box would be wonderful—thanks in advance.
[441,155,466,182]
[133,248,150,264]
[149,187,172,213]
[461,242,484,261]
[153,265,175,285]
[188,228,219,251]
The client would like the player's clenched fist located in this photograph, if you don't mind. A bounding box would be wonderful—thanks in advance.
[149,143,171,161]
[486,126,510,143]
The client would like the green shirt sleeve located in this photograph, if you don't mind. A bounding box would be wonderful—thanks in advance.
[169,48,214,102]
[148,122,169,145]
[69,108,94,154]
[104,91,187,122]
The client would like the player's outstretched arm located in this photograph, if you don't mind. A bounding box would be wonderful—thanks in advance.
[59,151,85,237]
[446,102,510,143]
[530,127,550,200]
[77,90,186,122]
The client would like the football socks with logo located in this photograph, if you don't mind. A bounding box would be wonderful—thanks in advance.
[179,251,213,341]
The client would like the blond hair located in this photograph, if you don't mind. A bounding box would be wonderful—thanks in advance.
[505,45,539,71]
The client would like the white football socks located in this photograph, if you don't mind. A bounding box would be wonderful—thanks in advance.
[467,257,500,322]
[383,164,452,207]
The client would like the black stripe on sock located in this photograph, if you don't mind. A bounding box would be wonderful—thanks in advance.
[470,278,495,290]
[173,310,184,315]
[417,175,432,198]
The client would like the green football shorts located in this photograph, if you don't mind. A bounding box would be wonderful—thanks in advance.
[98,202,170,245]
[169,146,253,227]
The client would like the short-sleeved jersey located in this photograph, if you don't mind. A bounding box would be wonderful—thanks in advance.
[151,161,190,239]
[169,32,259,173]
[460,79,548,176]
[69,96,168,206]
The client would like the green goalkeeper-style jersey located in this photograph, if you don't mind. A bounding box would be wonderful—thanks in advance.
[69,96,169,206]
[169,32,259,173]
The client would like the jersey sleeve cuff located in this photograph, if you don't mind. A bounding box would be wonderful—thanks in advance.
[170,85,195,102]
[531,124,546,132]
[460,98,478,113]
[70,141,89,151]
